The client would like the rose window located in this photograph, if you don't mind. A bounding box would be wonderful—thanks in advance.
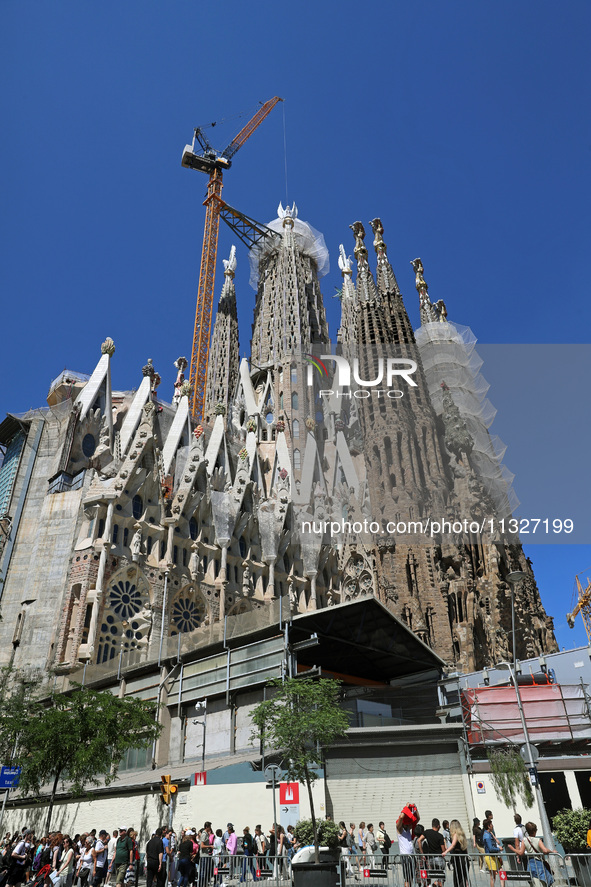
[109,580,142,620]
[170,596,204,635]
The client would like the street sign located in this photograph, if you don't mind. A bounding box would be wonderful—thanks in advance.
[279,782,299,805]
[193,772,207,786]
[520,743,539,764]
[528,766,539,786]
[476,780,486,794]
[0,767,21,789]
[264,765,282,781]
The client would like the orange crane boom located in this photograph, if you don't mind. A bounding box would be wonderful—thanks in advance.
[182,96,283,422]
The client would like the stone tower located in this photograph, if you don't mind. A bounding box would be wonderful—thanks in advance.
[203,245,240,421]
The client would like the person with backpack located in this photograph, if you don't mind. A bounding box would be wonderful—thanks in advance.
[239,828,258,883]
[377,822,392,871]
[112,829,133,887]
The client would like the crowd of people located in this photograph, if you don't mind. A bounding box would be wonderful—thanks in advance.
[0,808,559,887]
[0,822,299,887]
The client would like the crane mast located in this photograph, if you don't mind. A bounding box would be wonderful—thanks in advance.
[183,96,283,421]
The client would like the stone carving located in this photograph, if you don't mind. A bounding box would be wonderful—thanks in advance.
[142,358,156,378]
[173,356,188,406]
[131,523,142,562]
[101,337,116,356]
[277,201,298,221]
[370,218,387,259]
[440,382,474,461]
[223,245,237,278]
[338,244,353,275]
[350,221,368,264]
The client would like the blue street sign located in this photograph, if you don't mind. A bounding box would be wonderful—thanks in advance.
[0,767,21,789]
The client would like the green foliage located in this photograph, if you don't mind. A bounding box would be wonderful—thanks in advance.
[295,818,341,850]
[487,747,534,809]
[250,678,349,787]
[552,808,591,852]
[251,677,349,862]
[0,677,161,829]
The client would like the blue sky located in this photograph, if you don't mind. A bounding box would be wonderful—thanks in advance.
[1,1,590,649]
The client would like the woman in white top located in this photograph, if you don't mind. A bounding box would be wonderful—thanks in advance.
[365,825,378,866]
[76,838,94,887]
[57,837,75,887]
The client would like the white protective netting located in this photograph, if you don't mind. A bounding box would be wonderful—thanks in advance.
[415,320,519,517]
[249,214,330,289]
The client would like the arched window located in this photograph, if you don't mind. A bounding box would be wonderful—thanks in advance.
[98,518,105,538]
[112,524,119,545]
[292,419,299,439]
[214,559,220,578]
[189,517,198,540]
[160,540,166,560]
[234,565,239,583]
[173,545,178,564]
[147,536,153,555]
[291,392,299,411]
[293,449,301,470]
[203,555,208,573]
[132,495,143,519]
[123,527,129,547]
[239,537,247,557]
[182,548,187,567]
[291,366,297,384]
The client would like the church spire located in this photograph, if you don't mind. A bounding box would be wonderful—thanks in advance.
[411,257,448,324]
[370,218,400,297]
[250,203,329,366]
[336,244,357,346]
[204,245,240,421]
[350,221,380,304]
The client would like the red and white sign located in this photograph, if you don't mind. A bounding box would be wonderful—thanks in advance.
[499,871,507,881]
[279,782,299,805]
[363,869,371,878]
[193,771,207,786]
[420,871,428,880]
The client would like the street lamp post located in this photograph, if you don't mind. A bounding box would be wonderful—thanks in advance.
[506,571,525,664]
[497,660,555,851]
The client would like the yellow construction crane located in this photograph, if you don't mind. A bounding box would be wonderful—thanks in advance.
[566,572,591,641]
[182,97,283,422]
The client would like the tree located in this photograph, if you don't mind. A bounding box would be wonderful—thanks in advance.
[0,680,162,832]
[250,677,350,864]
[487,747,534,810]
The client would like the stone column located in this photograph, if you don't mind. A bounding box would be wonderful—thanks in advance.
[82,499,114,660]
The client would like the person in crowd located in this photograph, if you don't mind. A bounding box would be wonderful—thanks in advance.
[266,826,275,874]
[212,829,224,882]
[240,827,258,883]
[198,823,213,887]
[7,830,33,887]
[225,824,237,880]
[442,821,451,847]
[253,826,266,874]
[56,838,75,887]
[175,831,193,887]
[516,822,556,887]
[396,809,416,887]
[76,835,95,887]
[275,826,288,881]
[104,832,117,887]
[347,824,359,873]
[365,825,377,867]
[422,819,446,887]
[472,818,486,872]
[442,820,469,887]
[376,821,392,871]
[485,811,496,836]
[112,829,133,887]
[92,832,109,887]
[145,830,164,887]
[338,822,353,876]
[482,818,504,887]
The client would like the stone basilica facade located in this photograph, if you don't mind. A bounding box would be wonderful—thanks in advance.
[0,204,557,687]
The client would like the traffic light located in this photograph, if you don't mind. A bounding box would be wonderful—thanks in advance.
[160,774,177,805]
